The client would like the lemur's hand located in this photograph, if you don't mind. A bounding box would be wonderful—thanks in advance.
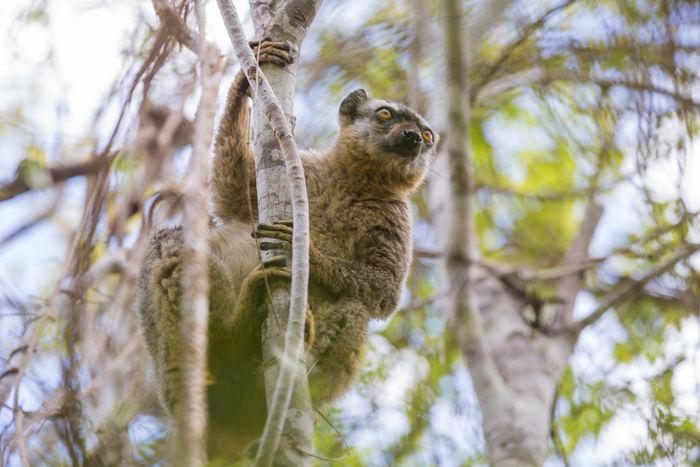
[253,220,293,253]
[236,39,294,97]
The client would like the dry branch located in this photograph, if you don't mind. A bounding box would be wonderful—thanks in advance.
[153,0,198,53]
[0,156,109,203]
[175,1,224,463]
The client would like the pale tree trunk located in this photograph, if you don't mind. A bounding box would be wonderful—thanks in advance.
[432,2,700,466]
[437,1,585,465]
[216,1,321,465]
[178,2,224,464]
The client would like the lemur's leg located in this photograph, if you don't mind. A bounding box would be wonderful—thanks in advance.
[138,227,186,417]
[211,40,293,222]
[138,227,239,416]
[233,245,315,349]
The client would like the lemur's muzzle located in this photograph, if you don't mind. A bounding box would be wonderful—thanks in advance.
[384,126,423,158]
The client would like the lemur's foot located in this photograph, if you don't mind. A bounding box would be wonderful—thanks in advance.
[253,220,293,252]
[237,253,315,349]
[249,255,292,280]
[249,38,294,67]
[237,40,294,97]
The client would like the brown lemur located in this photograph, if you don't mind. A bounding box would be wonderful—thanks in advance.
[137,39,438,459]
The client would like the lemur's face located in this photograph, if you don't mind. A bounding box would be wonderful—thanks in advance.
[338,89,438,191]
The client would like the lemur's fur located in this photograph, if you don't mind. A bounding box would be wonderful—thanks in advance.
[137,39,438,459]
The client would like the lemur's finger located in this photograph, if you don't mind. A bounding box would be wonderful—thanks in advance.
[256,222,293,234]
[253,231,292,245]
[248,38,271,49]
[257,44,293,63]
[257,40,290,51]
[259,241,291,252]
[276,220,293,228]
[252,224,292,238]
[256,54,288,67]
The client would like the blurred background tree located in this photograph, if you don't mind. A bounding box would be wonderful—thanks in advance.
[0,0,698,465]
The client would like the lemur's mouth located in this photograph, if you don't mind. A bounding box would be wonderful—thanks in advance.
[382,128,424,159]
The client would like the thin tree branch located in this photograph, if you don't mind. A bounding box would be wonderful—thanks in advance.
[474,0,579,91]
[153,0,198,53]
[474,67,700,110]
[0,156,110,203]
[215,1,316,465]
[397,290,449,314]
[553,201,604,328]
[0,192,63,248]
[176,1,223,464]
[573,243,700,333]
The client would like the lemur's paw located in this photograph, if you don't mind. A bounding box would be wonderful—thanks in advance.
[253,220,293,252]
[156,257,182,303]
[248,256,292,282]
[249,38,294,67]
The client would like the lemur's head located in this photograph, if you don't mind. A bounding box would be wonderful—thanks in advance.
[336,89,438,193]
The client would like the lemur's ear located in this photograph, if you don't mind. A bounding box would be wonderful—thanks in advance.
[339,89,368,125]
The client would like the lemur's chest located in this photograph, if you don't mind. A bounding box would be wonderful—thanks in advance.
[308,188,378,259]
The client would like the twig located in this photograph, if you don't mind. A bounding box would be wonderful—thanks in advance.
[397,290,448,313]
[474,0,579,92]
[0,192,63,248]
[0,156,110,203]
[153,0,198,53]
[477,67,700,109]
[573,243,700,333]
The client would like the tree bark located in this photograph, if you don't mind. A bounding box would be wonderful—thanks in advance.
[437,1,576,466]
[216,1,321,465]
[177,2,224,464]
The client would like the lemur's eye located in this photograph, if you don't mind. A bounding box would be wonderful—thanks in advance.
[422,130,434,144]
[376,108,392,121]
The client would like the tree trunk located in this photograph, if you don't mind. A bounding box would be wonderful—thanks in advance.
[436,1,579,465]
[216,1,322,465]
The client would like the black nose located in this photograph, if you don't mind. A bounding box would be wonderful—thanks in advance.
[402,130,422,145]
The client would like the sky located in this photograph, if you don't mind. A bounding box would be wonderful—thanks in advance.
[1,1,699,465]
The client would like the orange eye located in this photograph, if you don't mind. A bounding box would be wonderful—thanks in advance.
[376,108,392,121]
[422,130,433,144]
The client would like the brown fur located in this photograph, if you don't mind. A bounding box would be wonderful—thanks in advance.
[136,40,437,461]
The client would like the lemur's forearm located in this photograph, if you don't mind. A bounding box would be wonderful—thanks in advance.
[211,72,257,222]
[309,247,402,317]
